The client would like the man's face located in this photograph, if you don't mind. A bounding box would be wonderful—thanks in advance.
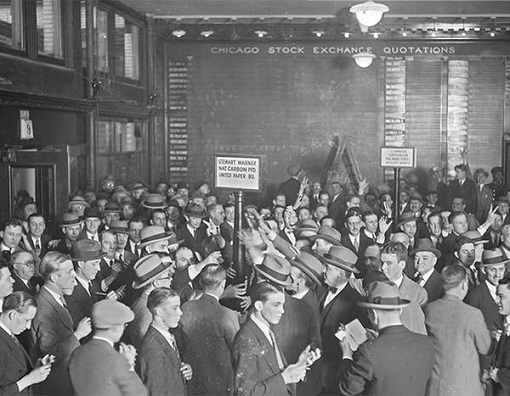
[96,199,108,212]
[64,225,81,242]
[211,206,225,225]
[452,214,469,235]
[319,194,330,207]
[455,168,466,180]
[364,245,381,271]
[175,248,194,271]
[287,266,303,293]
[497,284,510,316]
[346,215,362,236]
[104,212,120,226]
[151,212,167,227]
[132,188,146,200]
[122,205,135,220]
[414,251,437,275]
[364,214,378,234]
[23,204,37,220]
[476,172,487,185]
[10,305,37,335]
[323,264,347,288]
[69,204,86,217]
[491,214,504,232]
[499,203,509,216]
[80,259,101,281]
[12,252,35,281]
[314,206,328,222]
[274,195,286,207]
[312,238,332,256]
[101,233,117,258]
[54,260,77,296]
[380,194,393,209]
[456,242,475,267]
[166,206,180,222]
[85,217,101,234]
[188,216,202,229]
[494,171,504,184]
[298,208,311,221]
[485,264,506,287]
[159,296,182,329]
[177,188,189,197]
[409,200,422,213]
[155,183,169,196]
[84,192,97,205]
[312,182,321,194]
[381,253,405,282]
[258,291,285,325]
[0,267,14,298]
[426,193,438,206]
[1,225,23,249]
[283,208,297,229]
[225,206,235,223]
[399,191,409,204]
[427,215,442,237]
[452,198,465,212]
[347,197,361,208]
[274,207,284,223]
[28,216,46,238]
[129,221,143,243]
[148,240,169,255]
[402,221,417,238]
[116,233,128,249]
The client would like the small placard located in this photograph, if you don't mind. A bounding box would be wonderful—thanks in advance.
[20,119,34,140]
[215,154,261,191]
[380,147,416,168]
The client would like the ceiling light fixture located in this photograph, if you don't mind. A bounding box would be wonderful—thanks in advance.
[344,32,350,38]
[350,1,389,33]
[171,29,186,38]
[200,30,214,38]
[313,30,325,38]
[255,30,268,38]
[373,32,380,39]
[353,52,376,68]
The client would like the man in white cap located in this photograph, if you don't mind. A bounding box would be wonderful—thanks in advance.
[69,300,146,396]
[339,281,434,395]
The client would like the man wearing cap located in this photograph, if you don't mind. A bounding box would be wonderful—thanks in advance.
[65,240,105,329]
[280,165,303,208]
[69,300,146,396]
[319,246,367,394]
[51,214,82,255]
[425,264,492,396]
[31,251,91,396]
[78,207,102,242]
[120,196,137,221]
[180,265,239,395]
[166,199,184,232]
[411,239,443,303]
[102,202,122,232]
[131,182,148,202]
[339,281,434,396]
[68,196,90,219]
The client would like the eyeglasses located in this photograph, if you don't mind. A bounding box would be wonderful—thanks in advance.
[14,261,35,267]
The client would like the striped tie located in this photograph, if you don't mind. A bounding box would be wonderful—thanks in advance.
[269,329,285,370]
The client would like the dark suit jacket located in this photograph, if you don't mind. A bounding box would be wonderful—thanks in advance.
[318,283,367,390]
[176,223,208,260]
[448,178,478,215]
[280,178,301,207]
[232,318,295,396]
[340,232,372,278]
[70,338,147,396]
[26,233,51,260]
[11,272,38,296]
[422,270,443,303]
[138,326,186,396]
[0,326,33,396]
[339,325,435,396]
[494,335,510,395]
[181,293,240,395]
[30,287,80,396]
[477,184,493,223]
[64,281,97,329]
[50,239,72,255]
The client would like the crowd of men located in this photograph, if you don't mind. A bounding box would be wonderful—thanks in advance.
[1,162,510,395]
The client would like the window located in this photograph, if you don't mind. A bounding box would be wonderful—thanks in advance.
[114,14,139,80]
[95,8,109,71]
[36,0,62,58]
[0,0,24,50]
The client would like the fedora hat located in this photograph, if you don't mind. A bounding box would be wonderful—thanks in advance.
[141,194,168,210]
[322,246,359,274]
[120,196,136,208]
[70,239,106,261]
[408,192,424,203]
[254,253,293,286]
[92,300,134,329]
[482,248,510,267]
[397,212,418,228]
[310,226,342,246]
[84,207,101,219]
[410,238,442,258]
[132,182,148,192]
[68,196,90,209]
[184,203,207,218]
[59,213,83,228]
[359,281,410,310]
[294,220,319,235]
[132,254,173,289]
[109,220,130,235]
[462,230,489,245]
[104,202,121,213]
[176,181,189,190]
[287,165,302,176]
[138,225,183,248]
[290,252,323,286]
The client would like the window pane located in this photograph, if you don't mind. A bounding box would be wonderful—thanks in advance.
[97,121,113,153]
[0,0,23,50]
[114,14,139,80]
[114,121,137,152]
[36,0,62,58]
[96,8,108,71]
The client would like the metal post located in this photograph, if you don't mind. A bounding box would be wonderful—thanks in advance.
[233,191,245,283]
[394,167,401,223]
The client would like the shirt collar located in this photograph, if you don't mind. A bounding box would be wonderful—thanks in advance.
[76,275,90,291]
[0,319,13,337]
[394,275,404,288]
[43,286,65,307]
[92,336,114,347]
[250,313,272,344]
[293,289,309,300]
[420,269,435,283]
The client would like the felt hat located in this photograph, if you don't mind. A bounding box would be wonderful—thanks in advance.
[132,182,148,192]
[84,207,101,219]
[141,194,168,210]
[310,226,342,246]
[410,238,442,258]
[359,281,410,310]
[294,220,319,235]
[68,196,90,209]
[138,226,183,248]
[70,239,106,261]
[119,196,136,208]
[287,165,302,176]
[482,248,510,267]
[397,212,418,227]
[92,300,134,329]
[462,230,489,245]
[20,196,36,208]
[254,253,293,286]
[59,213,83,228]
[497,195,510,205]
[290,252,323,286]
[193,180,209,191]
[166,199,181,210]
[109,220,130,235]
[104,202,121,213]
[184,203,207,218]
[409,193,424,203]
[132,254,173,289]
[176,181,189,190]
[322,246,359,274]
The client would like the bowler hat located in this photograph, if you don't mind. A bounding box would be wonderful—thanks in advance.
[310,226,342,246]
[482,248,510,267]
[92,300,134,329]
[70,239,106,261]
[141,194,168,210]
[290,252,323,286]
[410,238,441,258]
[109,220,130,235]
[104,202,121,213]
[68,196,90,209]
[59,213,83,228]
[184,203,207,218]
[132,254,173,289]
[138,225,183,248]
[254,254,293,286]
[322,246,360,274]
[358,281,410,310]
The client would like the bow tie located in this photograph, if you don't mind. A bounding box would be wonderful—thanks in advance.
[328,287,338,294]
[413,273,424,283]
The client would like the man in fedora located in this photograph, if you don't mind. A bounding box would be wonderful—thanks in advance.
[102,202,122,232]
[69,300,146,396]
[319,245,367,395]
[78,207,102,242]
[68,196,90,219]
[410,238,443,303]
[339,281,434,395]
[425,264,492,396]
[176,203,208,260]
[65,239,105,329]
[311,226,342,256]
[52,214,83,255]
[138,225,183,257]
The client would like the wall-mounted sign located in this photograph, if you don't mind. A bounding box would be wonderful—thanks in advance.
[19,110,34,140]
[215,154,261,191]
[380,147,416,168]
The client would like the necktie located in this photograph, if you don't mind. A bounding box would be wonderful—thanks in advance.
[35,239,41,250]
[353,239,359,252]
[328,287,338,294]
[87,282,93,297]
[268,329,285,370]
[413,272,424,285]
[60,296,68,309]
[10,333,21,348]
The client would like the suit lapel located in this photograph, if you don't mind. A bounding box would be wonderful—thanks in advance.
[40,287,75,331]
[246,319,282,374]
[0,326,31,368]
[480,282,503,329]
[149,327,182,370]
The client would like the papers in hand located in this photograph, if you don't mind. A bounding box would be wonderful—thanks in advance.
[335,319,368,352]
